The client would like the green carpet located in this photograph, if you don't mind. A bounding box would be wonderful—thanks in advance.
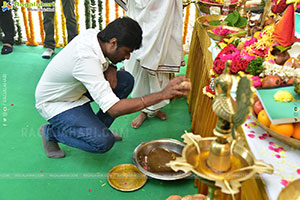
[0,45,197,200]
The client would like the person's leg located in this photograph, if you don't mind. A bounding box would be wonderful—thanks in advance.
[0,6,15,54]
[131,72,171,128]
[42,103,115,157]
[61,0,78,43]
[41,0,55,58]
[96,70,134,127]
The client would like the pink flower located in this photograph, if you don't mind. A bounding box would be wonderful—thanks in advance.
[251,76,262,87]
[259,136,266,140]
[244,38,258,47]
[243,54,256,62]
[281,179,289,186]
[268,146,274,151]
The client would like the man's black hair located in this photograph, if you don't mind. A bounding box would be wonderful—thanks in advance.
[97,17,142,50]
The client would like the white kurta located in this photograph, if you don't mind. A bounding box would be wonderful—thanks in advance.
[124,0,184,114]
[35,29,120,120]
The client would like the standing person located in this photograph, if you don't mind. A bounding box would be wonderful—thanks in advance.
[124,0,185,128]
[35,17,190,158]
[0,0,14,54]
[41,0,78,59]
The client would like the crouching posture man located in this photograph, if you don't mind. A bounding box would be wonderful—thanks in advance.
[35,17,190,158]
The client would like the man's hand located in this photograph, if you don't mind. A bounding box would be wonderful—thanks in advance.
[104,64,118,89]
[107,75,191,118]
[160,75,191,99]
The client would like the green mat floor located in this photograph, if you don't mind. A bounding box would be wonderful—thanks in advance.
[0,45,197,200]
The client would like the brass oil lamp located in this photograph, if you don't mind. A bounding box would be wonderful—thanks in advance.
[168,62,274,199]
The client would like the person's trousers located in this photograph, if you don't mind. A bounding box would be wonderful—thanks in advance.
[44,71,134,153]
[42,0,78,50]
[0,0,15,45]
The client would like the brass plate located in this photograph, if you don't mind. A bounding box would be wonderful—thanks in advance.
[107,164,147,192]
[278,179,300,200]
[205,26,245,41]
[197,15,246,41]
[196,1,238,14]
[252,111,300,148]
[132,139,192,180]
[198,15,227,28]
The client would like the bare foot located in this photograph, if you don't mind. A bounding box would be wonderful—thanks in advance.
[156,110,167,120]
[131,112,147,129]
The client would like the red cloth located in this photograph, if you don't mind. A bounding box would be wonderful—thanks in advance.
[273,5,295,47]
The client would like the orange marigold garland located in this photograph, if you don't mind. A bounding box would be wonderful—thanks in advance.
[183,4,190,45]
[19,0,31,44]
[60,0,67,47]
[26,0,38,46]
[115,2,119,18]
[74,0,80,34]
[54,5,60,48]
[36,0,45,44]
[123,9,125,16]
[105,0,109,25]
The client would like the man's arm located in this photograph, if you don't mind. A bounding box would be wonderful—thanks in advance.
[104,64,118,89]
[107,75,190,118]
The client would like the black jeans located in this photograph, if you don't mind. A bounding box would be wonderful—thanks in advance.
[0,0,15,45]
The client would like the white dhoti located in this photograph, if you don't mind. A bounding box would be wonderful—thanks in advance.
[124,0,184,115]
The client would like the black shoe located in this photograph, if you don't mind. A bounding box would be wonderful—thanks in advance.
[1,46,13,55]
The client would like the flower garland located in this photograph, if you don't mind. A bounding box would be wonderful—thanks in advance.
[36,0,44,45]
[84,0,91,29]
[213,44,250,74]
[75,0,80,34]
[19,0,31,44]
[182,4,190,44]
[105,0,109,25]
[26,0,38,46]
[260,61,300,82]
[13,5,22,44]
[98,0,103,30]
[203,22,285,98]
[123,9,125,16]
[54,6,60,48]
[91,0,97,28]
[242,24,276,61]
[115,2,119,18]
[60,0,67,47]
[202,69,217,98]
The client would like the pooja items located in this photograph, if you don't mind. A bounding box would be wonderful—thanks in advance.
[132,139,192,180]
[278,179,300,200]
[168,66,273,196]
[107,164,147,191]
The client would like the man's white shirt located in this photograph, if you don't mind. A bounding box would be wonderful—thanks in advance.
[35,29,120,120]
